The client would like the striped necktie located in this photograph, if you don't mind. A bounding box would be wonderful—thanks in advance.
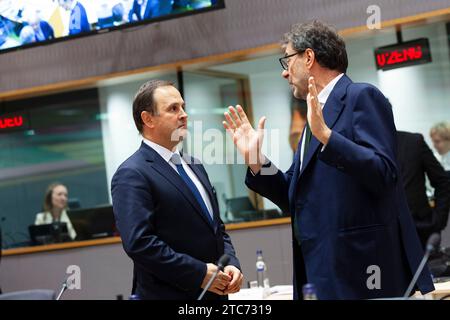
[170,154,213,225]
[303,121,312,157]
[294,122,312,245]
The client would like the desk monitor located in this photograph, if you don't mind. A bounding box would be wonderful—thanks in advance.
[68,205,116,241]
[226,196,261,221]
[28,222,70,245]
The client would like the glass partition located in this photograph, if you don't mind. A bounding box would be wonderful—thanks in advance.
[0,88,109,248]
[182,70,285,224]
[2,17,450,250]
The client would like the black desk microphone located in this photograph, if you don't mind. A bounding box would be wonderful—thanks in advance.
[403,233,441,298]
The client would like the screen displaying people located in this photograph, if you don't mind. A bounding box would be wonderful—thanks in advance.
[0,0,220,51]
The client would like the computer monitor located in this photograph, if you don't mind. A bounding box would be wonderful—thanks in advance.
[28,222,70,245]
[0,1,225,54]
[225,196,260,222]
[68,205,116,240]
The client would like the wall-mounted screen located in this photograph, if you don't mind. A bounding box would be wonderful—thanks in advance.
[0,0,224,53]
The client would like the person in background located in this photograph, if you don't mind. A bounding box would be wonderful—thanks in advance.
[18,25,36,44]
[35,183,77,240]
[128,0,147,22]
[396,131,450,249]
[26,11,54,42]
[430,121,450,173]
[289,97,307,153]
[145,0,174,19]
[112,3,127,26]
[58,0,90,35]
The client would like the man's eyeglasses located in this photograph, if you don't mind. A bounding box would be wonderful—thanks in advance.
[279,52,300,70]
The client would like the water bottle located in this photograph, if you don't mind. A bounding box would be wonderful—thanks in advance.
[302,283,318,300]
[256,249,270,288]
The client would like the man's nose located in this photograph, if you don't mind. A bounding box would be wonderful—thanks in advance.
[282,70,289,79]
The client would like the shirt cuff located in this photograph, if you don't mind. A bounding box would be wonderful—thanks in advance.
[248,155,270,176]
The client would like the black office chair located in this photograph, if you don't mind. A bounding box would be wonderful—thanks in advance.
[0,289,55,300]
[68,198,81,210]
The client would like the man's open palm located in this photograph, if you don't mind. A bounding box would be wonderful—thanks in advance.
[223,105,266,166]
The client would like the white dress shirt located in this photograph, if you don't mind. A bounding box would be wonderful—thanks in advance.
[299,73,344,170]
[441,152,450,171]
[143,139,214,220]
[35,209,77,240]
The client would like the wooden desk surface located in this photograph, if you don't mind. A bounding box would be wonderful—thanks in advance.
[2,217,291,257]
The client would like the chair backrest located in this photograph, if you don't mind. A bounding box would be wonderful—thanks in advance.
[0,289,55,300]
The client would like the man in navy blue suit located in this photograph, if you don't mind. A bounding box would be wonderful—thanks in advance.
[59,0,90,35]
[129,0,173,22]
[25,11,54,42]
[223,21,434,299]
[112,80,242,300]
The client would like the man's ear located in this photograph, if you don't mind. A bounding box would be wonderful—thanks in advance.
[305,48,315,69]
[141,111,154,129]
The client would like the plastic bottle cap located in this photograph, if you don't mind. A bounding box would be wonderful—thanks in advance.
[302,283,316,294]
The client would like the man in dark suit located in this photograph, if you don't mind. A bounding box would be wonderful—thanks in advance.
[26,12,54,42]
[396,131,450,248]
[223,21,434,299]
[128,0,173,22]
[128,0,147,22]
[58,0,90,35]
[112,80,242,300]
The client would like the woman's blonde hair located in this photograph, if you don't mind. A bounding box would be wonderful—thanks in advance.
[430,121,450,141]
[43,182,66,212]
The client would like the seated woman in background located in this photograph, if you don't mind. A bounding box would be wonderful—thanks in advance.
[35,183,77,240]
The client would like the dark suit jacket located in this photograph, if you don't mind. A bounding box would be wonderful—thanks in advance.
[68,2,90,35]
[128,0,172,21]
[37,21,54,41]
[128,0,144,21]
[246,75,434,299]
[111,142,240,300]
[396,131,450,247]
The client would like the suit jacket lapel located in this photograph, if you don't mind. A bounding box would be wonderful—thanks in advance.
[183,154,219,232]
[298,75,351,178]
[140,143,216,231]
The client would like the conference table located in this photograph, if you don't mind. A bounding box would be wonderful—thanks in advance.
[229,285,293,300]
[229,281,450,300]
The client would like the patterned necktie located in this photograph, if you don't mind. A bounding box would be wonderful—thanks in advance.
[170,154,213,225]
[294,122,312,245]
[303,121,312,157]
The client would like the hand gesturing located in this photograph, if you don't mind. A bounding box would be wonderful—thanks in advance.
[223,105,266,173]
